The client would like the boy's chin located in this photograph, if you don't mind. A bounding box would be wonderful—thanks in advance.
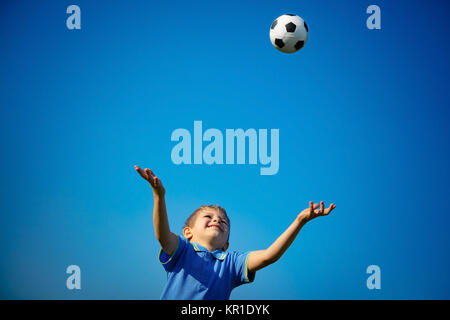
[203,232,226,243]
[205,227,224,236]
[204,230,221,239]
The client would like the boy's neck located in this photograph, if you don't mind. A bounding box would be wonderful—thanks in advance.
[191,240,222,252]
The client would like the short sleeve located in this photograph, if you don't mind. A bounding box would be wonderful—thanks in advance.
[231,251,256,288]
[158,235,187,272]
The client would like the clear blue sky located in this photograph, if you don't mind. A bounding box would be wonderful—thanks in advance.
[1,0,449,299]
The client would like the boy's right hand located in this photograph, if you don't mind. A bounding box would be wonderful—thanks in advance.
[134,165,165,197]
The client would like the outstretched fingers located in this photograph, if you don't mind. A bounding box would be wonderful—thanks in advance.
[319,201,325,215]
[144,168,156,179]
[145,168,158,186]
[324,203,336,215]
[153,176,161,188]
[134,165,159,187]
[134,165,149,180]
[310,201,320,217]
[310,201,335,217]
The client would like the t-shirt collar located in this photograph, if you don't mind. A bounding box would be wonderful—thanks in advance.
[191,242,227,260]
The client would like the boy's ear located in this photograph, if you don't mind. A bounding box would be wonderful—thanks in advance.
[183,226,193,241]
[222,241,229,252]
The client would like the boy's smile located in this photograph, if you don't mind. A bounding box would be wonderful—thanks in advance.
[207,224,222,230]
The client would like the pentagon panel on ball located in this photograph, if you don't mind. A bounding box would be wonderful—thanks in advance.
[270,14,309,53]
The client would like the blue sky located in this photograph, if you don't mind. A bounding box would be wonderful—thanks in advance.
[0,0,449,299]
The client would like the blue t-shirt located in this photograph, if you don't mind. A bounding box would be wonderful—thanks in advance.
[159,235,256,300]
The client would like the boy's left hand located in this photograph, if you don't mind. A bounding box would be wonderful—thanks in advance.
[298,201,336,223]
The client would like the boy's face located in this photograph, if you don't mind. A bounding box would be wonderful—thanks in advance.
[184,209,230,251]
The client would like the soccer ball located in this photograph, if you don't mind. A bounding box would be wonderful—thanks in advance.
[270,14,309,53]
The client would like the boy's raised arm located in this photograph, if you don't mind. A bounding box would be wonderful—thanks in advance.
[134,165,178,255]
[247,201,336,273]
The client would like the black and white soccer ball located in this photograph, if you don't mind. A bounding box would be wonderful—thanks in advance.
[270,14,309,53]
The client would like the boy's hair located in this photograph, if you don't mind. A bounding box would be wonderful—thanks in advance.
[184,205,231,240]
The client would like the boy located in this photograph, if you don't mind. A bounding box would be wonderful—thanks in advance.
[135,165,336,300]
